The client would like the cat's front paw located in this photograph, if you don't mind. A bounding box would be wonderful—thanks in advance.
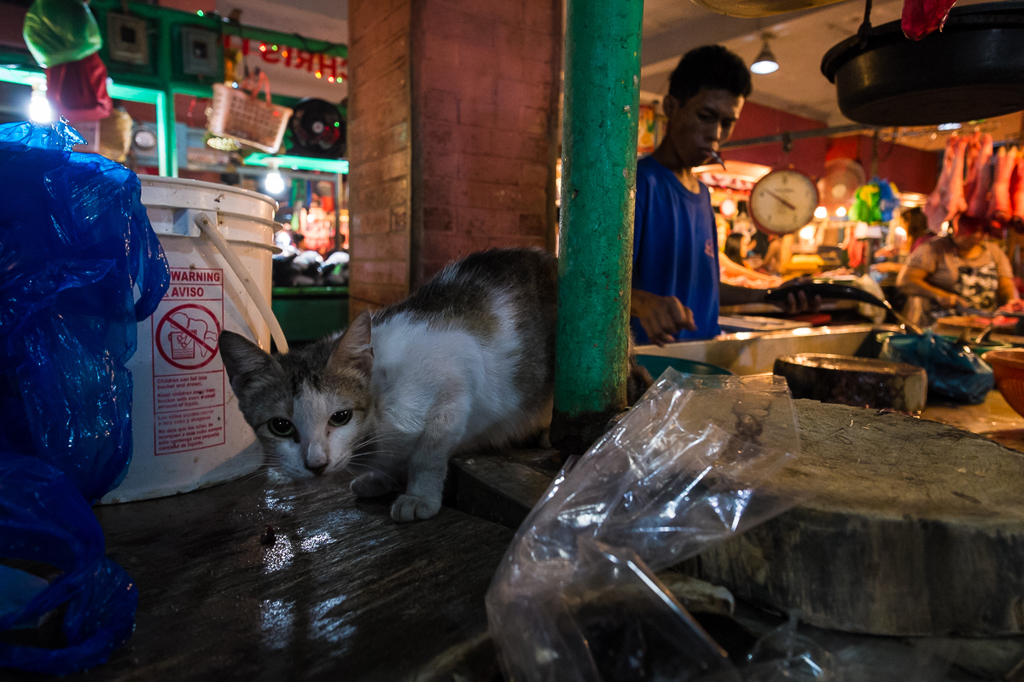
[351,471,395,498]
[391,494,441,522]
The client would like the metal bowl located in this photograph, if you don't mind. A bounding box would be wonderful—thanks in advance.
[820,2,1024,126]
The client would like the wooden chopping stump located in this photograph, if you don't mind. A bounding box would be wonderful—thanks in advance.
[773,354,927,413]
[692,399,1024,636]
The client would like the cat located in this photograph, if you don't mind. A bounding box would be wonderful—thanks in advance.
[219,247,650,522]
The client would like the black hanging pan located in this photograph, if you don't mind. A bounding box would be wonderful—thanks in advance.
[820,1,1024,126]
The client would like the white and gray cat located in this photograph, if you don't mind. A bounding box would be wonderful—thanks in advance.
[219,247,649,522]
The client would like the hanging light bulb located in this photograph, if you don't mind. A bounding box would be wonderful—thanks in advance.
[751,36,779,75]
[264,170,285,195]
[28,86,53,123]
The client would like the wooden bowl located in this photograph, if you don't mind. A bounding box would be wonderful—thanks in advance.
[982,349,1024,417]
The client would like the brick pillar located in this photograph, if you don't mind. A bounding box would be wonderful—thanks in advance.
[348,0,414,318]
[347,0,562,316]
[410,0,562,285]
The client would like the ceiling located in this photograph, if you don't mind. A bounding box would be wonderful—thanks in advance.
[216,0,348,44]
[639,0,1007,132]
[214,0,349,100]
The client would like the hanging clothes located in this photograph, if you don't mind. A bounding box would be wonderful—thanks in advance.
[46,52,112,121]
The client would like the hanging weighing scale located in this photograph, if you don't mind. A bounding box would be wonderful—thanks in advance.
[748,169,820,235]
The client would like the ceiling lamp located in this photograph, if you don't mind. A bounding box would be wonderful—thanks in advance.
[28,86,53,123]
[263,170,285,195]
[751,36,779,75]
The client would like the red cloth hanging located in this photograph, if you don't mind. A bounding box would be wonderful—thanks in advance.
[902,0,959,40]
[846,237,866,269]
[45,52,112,122]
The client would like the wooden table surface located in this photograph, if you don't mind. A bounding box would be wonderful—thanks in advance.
[922,388,1024,453]
[7,392,1024,681]
[6,474,512,682]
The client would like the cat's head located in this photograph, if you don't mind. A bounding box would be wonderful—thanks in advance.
[219,311,374,480]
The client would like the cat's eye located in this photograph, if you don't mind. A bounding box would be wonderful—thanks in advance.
[328,410,352,427]
[267,418,296,438]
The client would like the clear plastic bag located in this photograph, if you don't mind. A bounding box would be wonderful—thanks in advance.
[740,611,958,682]
[0,119,169,502]
[22,0,102,68]
[486,370,806,682]
[743,613,835,681]
[0,454,138,674]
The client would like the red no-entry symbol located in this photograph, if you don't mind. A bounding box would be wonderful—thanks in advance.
[155,304,222,370]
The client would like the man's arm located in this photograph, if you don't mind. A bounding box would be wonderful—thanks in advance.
[720,282,819,315]
[719,282,769,305]
[630,288,696,346]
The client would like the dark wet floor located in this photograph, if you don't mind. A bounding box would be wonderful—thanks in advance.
[7,472,514,682]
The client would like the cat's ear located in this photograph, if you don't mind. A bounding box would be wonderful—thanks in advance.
[219,331,278,391]
[329,310,373,377]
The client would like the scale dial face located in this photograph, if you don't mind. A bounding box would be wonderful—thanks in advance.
[749,169,820,236]
[132,127,158,151]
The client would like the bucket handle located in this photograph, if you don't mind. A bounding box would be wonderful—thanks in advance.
[194,213,290,354]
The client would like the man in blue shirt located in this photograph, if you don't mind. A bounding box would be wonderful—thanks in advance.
[631,45,756,344]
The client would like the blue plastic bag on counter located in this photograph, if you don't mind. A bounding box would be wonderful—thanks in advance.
[880,331,994,404]
[0,119,169,501]
[0,454,138,674]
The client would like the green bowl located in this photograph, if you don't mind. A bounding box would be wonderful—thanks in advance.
[636,354,733,378]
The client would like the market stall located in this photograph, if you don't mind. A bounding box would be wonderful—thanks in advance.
[4,0,1024,678]
[0,0,351,345]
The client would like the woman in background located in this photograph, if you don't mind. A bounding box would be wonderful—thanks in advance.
[723,231,750,267]
[902,207,934,254]
[897,214,1020,326]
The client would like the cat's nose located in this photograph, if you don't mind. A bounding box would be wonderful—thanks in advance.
[306,462,328,476]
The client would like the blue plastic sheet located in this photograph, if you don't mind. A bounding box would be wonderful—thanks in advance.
[880,330,994,404]
[0,119,166,674]
[0,454,138,675]
[0,119,169,501]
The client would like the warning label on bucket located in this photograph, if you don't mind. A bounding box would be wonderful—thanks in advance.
[156,304,221,370]
[151,267,227,456]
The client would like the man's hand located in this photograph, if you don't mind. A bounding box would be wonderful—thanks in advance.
[778,290,823,316]
[630,289,696,346]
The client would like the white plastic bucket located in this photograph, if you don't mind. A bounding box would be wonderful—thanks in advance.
[99,177,283,504]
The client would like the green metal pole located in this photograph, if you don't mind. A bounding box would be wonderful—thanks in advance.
[552,0,644,453]
[157,18,177,178]
[155,90,176,178]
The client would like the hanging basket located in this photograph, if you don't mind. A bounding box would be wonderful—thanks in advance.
[207,74,292,153]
